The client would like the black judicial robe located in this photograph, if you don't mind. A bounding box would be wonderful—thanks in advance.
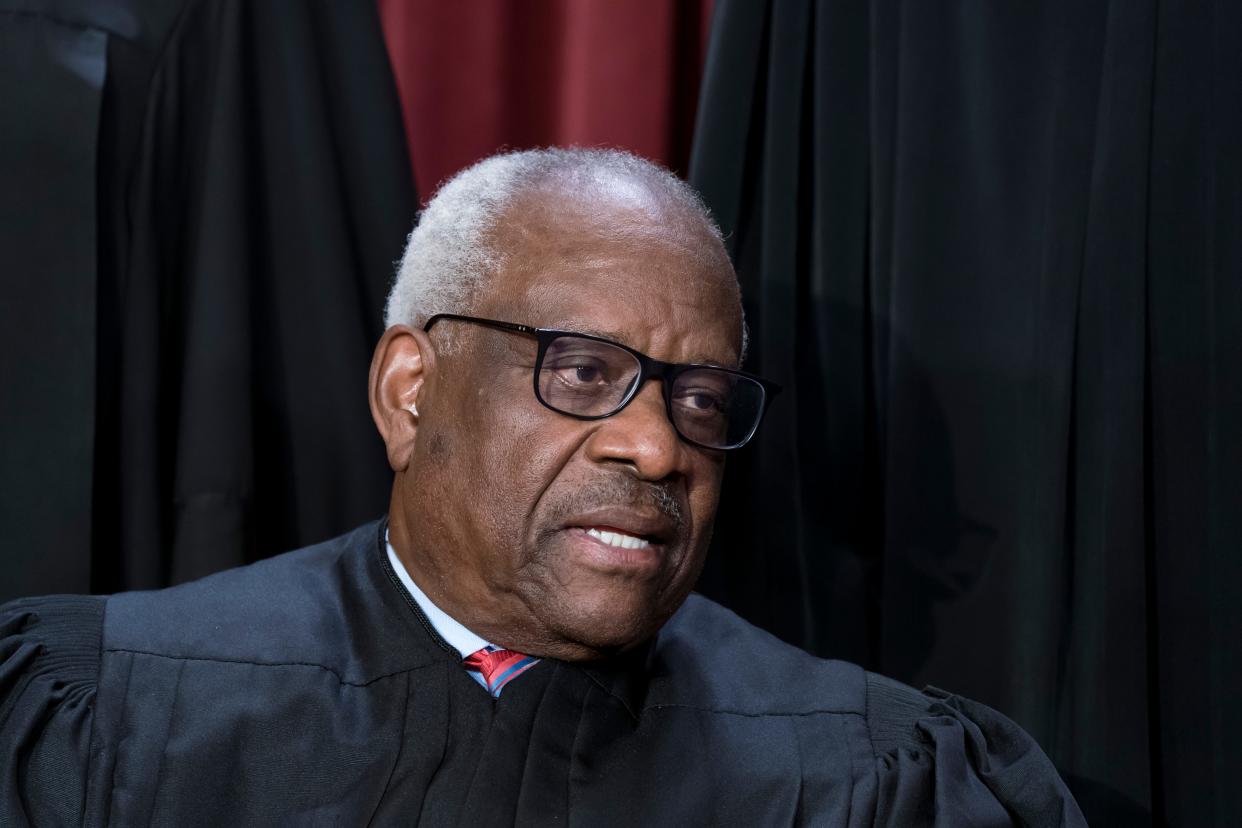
[0,522,1086,826]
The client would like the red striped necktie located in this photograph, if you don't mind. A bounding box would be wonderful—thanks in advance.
[463,646,539,697]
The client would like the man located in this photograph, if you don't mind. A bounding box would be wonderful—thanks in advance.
[1,149,1085,825]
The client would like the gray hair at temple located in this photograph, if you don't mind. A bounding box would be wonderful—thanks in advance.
[384,147,748,360]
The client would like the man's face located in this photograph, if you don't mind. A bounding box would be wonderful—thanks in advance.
[387,187,742,660]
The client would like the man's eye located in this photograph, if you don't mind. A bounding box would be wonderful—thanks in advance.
[571,365,601,384]
[676,388,727,413]
[547,358,609,386]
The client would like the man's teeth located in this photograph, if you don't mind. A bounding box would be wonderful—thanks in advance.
[585,528,650,550]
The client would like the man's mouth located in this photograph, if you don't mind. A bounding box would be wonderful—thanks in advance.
[582,526,651,550]
[555,505,681,574]
[565,524,663,574]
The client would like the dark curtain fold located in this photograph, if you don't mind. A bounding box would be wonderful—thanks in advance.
[690,1,1241,825]
[0,13,107,599]
[0,0,415,600]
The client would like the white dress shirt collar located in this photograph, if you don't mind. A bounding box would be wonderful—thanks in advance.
[385,535,492,659]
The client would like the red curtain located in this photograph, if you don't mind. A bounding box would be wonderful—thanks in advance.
[378,1,714,197]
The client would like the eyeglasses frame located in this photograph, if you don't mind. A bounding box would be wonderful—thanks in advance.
[422,313,781,451]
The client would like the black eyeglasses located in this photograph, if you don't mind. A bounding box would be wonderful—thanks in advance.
[424,313,780,451]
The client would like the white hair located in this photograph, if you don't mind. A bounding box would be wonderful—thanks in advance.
[384,147,747,358]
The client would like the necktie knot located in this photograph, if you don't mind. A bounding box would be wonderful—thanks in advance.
[463,647,539,697]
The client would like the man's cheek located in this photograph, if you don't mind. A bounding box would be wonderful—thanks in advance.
[685,462,724,524]
[424,430,452,462]
[481,420,566,531]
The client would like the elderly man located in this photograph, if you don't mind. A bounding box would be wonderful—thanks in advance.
[1,149,1084,825]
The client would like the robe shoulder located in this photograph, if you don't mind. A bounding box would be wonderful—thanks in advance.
[0,594,103,824]
[650,593,869,715]
[100,539,349,658]
[657,595,1087,827]
[0,520,424,824]
[863,672,1088,826]
[99,520,409,681]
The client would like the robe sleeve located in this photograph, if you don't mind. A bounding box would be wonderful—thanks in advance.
[0,596,103,826]
[865,673,1087,827]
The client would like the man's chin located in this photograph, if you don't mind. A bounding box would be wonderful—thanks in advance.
[519,530,700,659]
[533,586,685,660]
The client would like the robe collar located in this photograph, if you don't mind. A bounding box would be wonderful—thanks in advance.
[374,518,655,718]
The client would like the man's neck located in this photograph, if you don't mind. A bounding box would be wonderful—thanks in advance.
[385,533,492,659]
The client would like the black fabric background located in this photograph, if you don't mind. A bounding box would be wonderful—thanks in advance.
[1,12,107,598]
[0,0,413,598]
[690,1,1241,826]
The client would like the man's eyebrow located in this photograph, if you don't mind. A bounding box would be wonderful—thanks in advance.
[548,322,628,342]
[541,321,735,367]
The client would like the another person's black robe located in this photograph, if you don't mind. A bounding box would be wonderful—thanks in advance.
[0,0,414,604]
[0,521,1086,825]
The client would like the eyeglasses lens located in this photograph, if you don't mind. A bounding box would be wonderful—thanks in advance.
[538,337,641,417]
[671,368,764,449]
[538,336,764,449]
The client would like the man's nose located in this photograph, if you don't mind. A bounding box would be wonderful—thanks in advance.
[583,379,683,480]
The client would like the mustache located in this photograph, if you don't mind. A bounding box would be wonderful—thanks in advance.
[542,475,686,535]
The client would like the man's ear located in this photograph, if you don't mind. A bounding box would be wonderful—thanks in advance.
[369,325,437,472]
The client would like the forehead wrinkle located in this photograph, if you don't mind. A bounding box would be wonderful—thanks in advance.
[483,193,744,367]
[529,318,735,367]
[513,274,743,365]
